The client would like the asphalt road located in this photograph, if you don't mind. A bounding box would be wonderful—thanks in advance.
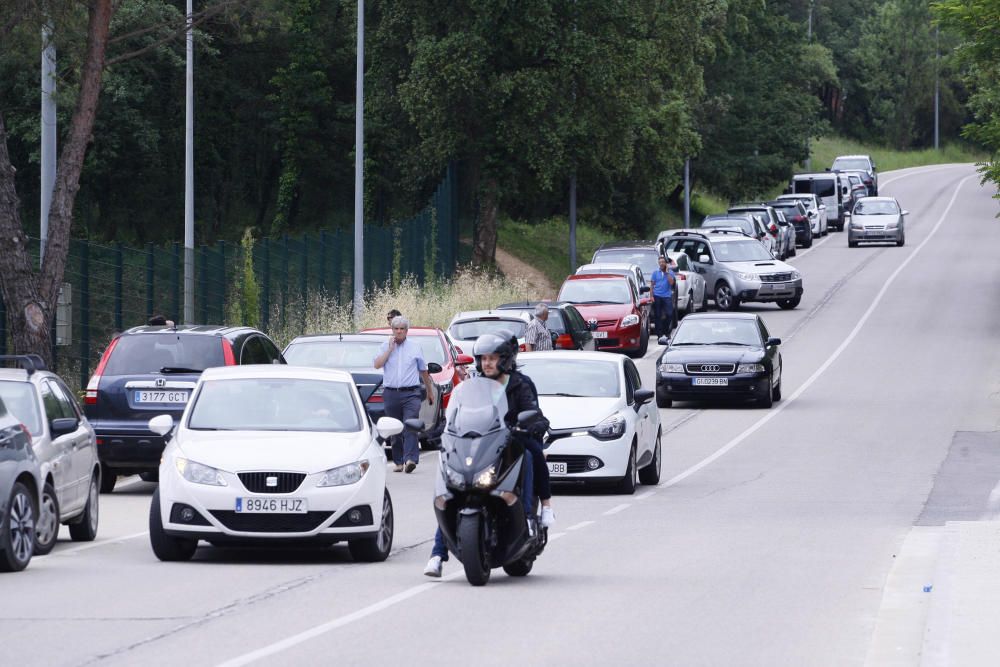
[4,163,999,667]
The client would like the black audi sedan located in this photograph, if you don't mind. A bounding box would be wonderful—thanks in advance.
[655,313,782,408]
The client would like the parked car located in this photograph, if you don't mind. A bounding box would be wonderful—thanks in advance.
[495,301,597,351]
[147,365,400,562]
[0,393,39,572]
[0,355,100,555]
[590,241,662,282]
[655,313,783,408]
[789,172,848,230]
[701,214,774,255]
[832,154,878,195]
[776,193,828,236]
[848,196,908,247]
[767,199,813,248]
[447,311,532,351]
[665,251,707,317]
[662,230,803,311]
[574,262,651,326]
[84,324,286,493]
[728,204,791,259]
[519,351,660,493]
[557,273,650,356]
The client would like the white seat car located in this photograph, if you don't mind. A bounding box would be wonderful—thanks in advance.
[518,351,661,494]
[147,365,401,562]
[777,193,828,236]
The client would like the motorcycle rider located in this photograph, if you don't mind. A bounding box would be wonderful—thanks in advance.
[423,332,555,577]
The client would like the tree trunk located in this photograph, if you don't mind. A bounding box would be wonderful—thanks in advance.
[472,177,499,266]
[0,0,113,366]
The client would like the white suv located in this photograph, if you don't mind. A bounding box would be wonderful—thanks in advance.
[776,193,828,236]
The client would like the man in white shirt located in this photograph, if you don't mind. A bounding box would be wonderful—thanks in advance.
[524,303,554,351]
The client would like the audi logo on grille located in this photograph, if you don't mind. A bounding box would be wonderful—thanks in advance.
[700,364,721,372]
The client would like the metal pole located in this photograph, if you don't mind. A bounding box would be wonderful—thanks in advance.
[352,0,365,323]
[683,158,691,228]
[183,0,195,323]
[40,22,56,267]
[569,174,577,273]
[804,1,813,172]
[934,25,940,150]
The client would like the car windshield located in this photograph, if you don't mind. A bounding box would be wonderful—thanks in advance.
[833,158,870,172]
[771,204,799,217]
[0,381,43,437]
[711,240,773,262]
[450,319,527,341]
[854,200,898,215]
[593,249,658,276]
[782,196,815,210]
[672,319,762,346]
[284,340,383,368]
[703,218,753,235]
[188,378,361,432]
[104,334,225,375]
[558,279,630,304]
[793,178,835,198]
[518,358,620,398]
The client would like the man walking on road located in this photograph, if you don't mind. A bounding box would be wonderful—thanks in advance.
[374,316,435,473]
[650,255,676,336]
[524,303,553,351]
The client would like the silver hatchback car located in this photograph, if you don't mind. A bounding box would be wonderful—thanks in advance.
[0,356,100,554]
[848,197,908,247]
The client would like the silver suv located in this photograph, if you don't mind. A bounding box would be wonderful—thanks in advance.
[0,356,100,555]
[663,230,804,311]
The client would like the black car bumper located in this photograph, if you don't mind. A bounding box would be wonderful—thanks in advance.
[657,372,768,401]
[94,428,167,473]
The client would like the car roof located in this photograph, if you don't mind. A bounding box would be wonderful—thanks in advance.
[576,262,640,272]
[563,273,629,281]
[200,364,355,383]
[496,300,574,310]
[856,196,896,203]
[0,368,31,382]
[595,241,658,250]
[122,324,257,336]
[681,312,759,321]
[360,327,441,336]
[792,172,837,179]
[833,154,872,160]
[286,333,385,344]
[450,310,531,322]
[519,350,626,364]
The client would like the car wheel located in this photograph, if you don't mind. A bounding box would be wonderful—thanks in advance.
[637,327,649,356]
[616,444,638,495]
[34,482,60,556]
[701,289,709,312]
[757,375,774,409]
[0,482,36,572]
[100,466,117,494]
[348,489,394,563]
[773,378,782,402]
[777,297,800,310]
[638,430,662,485]
[790,244,797,257]
[139,471,158,483]
[848,239,858,248]
[684,295,695,318]
[656,386,672,409]
[803,237,813,248]
[457,512,491,586]
[896,234,905,247]
[503,557,534,577]
[148,489,197,562]
[715,283,739,312]
[68,472,100,542]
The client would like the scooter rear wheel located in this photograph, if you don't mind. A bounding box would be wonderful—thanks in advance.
[457,513,491,586]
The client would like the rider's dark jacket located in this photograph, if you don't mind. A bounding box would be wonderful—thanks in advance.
[504,370,549,437]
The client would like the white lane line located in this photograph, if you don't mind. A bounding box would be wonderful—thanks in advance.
[54,531,149,557]
[114,475,144,490]
[787,232,833,262]
[603,503,631,516]
[659,173,974,490]
[566,520,594,531]
[547,532,568,542]
[635,491,656,501]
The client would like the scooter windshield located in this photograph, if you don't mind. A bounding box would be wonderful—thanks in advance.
[445,376,508,436]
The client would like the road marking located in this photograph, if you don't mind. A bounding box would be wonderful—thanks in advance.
[603,503,631,516]
[114,475,144,490]
[635,491,656,501]
[54,531,149,557]
[566,520,594,531]
[659,173,974,490]
[547,531,567,541]
[786,232,833,262]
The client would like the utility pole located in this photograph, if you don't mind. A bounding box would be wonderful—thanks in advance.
[569,175,577,273]
[353,0,365,323]
[40,22,56,267]
[183,0,194,323]
[683,159,690,228]
[804,0,815,171]
[934,25,940,150]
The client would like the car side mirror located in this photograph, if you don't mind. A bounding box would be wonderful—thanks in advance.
[375,417,404,441]
[456,354,474,366]
[403,418,425,432]
[517,410,539,428]
[657,335,670,345]
[698,254,710,264]
[148,414,174,436]
[767,337,782,346]
[639,285,650,294]
[426,362,443,374]
[842,186,849,195]
[50,417,79,437]
[634,388,654,407]
[902,210,909,216]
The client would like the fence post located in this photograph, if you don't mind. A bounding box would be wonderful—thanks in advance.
[79,241,90,390]
[199,244,208,323]
[145,242,154,321]
[0,292,6,356]
[332,230,342,302]
[281,234,289,327]
[172,242,181,323]
[217,240,227,323]
[319,230,327,294]
[301,233,309,302]
[261,238,270,330]
[114,242,123,332]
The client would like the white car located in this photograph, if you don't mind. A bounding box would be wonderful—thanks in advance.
[147,365,401,562]
[518,351,661,494]
[448,310,531,351]
[777,193,828,236]
[666,251,706,317]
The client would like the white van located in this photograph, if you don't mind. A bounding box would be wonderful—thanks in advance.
[789,172,851,231]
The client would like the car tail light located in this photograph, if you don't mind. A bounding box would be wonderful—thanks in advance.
[221,339,236,365]
[676,273,686,281]
[794,215,806,222]
[519,343,526,352]
[555,334,574,349]
[85,336,120,405]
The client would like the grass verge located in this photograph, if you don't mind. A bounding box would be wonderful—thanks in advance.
[807,136,985,173]
[499,217,618,289]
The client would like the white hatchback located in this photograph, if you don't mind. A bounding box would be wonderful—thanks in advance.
[147,365,401,562]
[518,351,661,494]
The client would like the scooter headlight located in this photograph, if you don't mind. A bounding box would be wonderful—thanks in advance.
[444,465,466,490]
[473,465,497,489]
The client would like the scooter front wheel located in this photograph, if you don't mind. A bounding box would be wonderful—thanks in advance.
[457,513,491,586]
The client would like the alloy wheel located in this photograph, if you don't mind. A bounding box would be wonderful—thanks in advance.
[376,492,393,554]
[36,489,58,548]
[9,490,35,565]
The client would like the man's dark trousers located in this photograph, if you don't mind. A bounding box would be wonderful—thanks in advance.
[653,295,673,335]
[384,387,422,464]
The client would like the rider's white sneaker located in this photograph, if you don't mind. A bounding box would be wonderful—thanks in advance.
[423,555,443,578]
[540,507,556,528]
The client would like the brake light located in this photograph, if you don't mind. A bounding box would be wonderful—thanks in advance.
[519,343,526,352]
[222,339,236,365]
[794,215,806,222]
[85,336,120,405]
[555,334,574,349]
[676,273,686,281]
[369,385,384,403]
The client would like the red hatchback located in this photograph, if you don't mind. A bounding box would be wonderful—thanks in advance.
[359,326,472,410]
[557,274,650,356]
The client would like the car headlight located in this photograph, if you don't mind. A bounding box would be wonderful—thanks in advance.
[736,272,758,281]
[790,271,801,280]
[589,413,627,441]
[473,465,496,489]
[886,220,899,228]
[621,314,640,328]
[317,460,370,487]
[851,221,863,229]
[175,457,227,486]
[737,363,766,373]
[659,363,684,374]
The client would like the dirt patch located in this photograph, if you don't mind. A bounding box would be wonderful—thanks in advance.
[494,246,556,299]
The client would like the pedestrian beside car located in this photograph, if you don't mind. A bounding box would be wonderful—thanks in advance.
[373,316,435,473]
[649,255,676,336]
[524,303,553,351]
[386,309,401,326]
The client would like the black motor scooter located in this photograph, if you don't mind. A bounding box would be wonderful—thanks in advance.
[411,376,546,586]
